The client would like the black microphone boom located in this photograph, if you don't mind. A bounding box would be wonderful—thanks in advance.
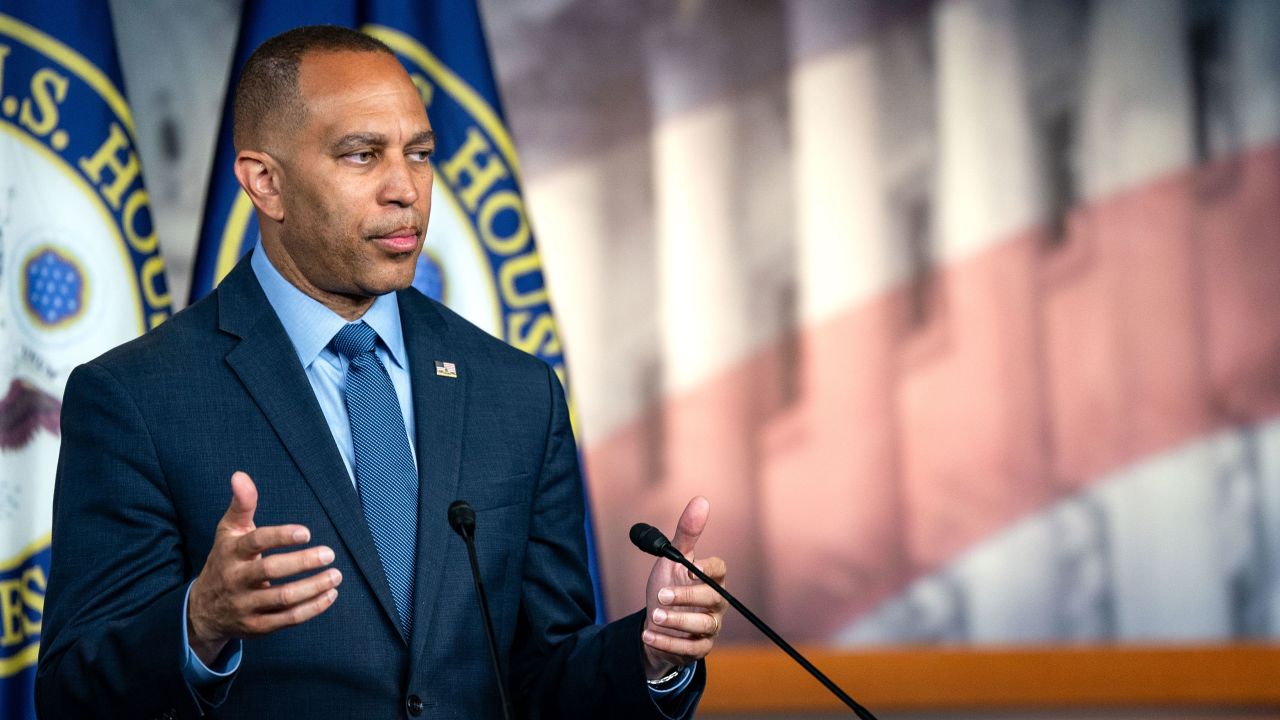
[629,522,879,720]
[449,500,512,720]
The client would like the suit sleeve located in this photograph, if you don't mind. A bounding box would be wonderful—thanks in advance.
[509,364,705,719]
[36,362,203,719]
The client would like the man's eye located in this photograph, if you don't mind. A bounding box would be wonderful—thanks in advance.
[407,150,433,162]
[348,151,376,164]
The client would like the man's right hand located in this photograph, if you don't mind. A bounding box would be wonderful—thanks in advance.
[187,471,342,665]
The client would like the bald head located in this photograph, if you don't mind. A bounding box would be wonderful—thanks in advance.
[232,25,396,152]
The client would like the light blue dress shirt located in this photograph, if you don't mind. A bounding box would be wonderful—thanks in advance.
[250,240,417,481]
[182,243,692,711]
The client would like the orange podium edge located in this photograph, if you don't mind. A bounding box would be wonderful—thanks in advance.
[701,645,1280,713]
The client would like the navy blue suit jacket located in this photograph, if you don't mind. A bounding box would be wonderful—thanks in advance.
[36,257,702,718]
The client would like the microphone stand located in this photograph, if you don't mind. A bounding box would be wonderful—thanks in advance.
[631,523,878,720]
[449,501,513,720]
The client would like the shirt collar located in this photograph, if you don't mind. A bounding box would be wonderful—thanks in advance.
[250,241,408,370]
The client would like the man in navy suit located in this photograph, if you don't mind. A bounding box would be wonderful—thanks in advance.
[37,26,726,719]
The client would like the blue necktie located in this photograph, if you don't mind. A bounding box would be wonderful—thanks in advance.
[331,322,418,638]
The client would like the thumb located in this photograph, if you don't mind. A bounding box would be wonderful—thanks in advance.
[670,496,710,557]
[221,471,258,532]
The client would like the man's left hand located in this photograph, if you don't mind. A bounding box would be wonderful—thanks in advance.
[641,496,727,680]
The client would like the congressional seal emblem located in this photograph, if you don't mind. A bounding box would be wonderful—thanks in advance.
[0,10,170,681]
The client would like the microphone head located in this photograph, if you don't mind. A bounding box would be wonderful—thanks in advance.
[629,522,682,561]
[448,500,477,539]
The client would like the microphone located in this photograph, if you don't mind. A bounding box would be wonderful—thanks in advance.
[629,523,683,562]
[449,501,512,720]
[629,523,879,720]
[448,500,477,539]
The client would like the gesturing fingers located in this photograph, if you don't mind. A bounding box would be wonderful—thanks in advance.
[250,568,343,613]
[656,582,726,614]
[220,471,259,533]
[243,585,341,636]
[670,496,710,557]
[648,553,728,651]
[234,524,312,558]
[190,474,343,665]
[649,607,720,638]
[642,628,714,661]
[676,556,725,585]
[695,556,727,584]
[641,497,727,676]
[243,545,336,586]
[220,566,342,635]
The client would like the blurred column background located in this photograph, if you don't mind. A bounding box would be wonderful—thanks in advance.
[109,0,1280,716]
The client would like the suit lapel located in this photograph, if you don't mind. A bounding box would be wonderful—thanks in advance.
[398,289,467,662]
[217,257,404,640]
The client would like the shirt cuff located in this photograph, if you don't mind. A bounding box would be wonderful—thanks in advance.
[181,580,242,704]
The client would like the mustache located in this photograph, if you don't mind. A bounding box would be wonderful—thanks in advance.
[365,216,424,238]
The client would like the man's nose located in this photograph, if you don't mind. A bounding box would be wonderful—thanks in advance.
[379,156,421,207]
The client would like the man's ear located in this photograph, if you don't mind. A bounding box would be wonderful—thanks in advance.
[233,150,285,222]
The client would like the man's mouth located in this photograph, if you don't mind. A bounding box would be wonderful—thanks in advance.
[370,226,420,253]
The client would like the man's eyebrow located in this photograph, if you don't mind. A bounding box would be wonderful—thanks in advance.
[331,133,387,153]
[407,130,436,148]
[331,130,434,154]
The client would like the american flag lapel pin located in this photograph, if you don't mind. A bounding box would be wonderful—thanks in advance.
[434,360,458,378]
